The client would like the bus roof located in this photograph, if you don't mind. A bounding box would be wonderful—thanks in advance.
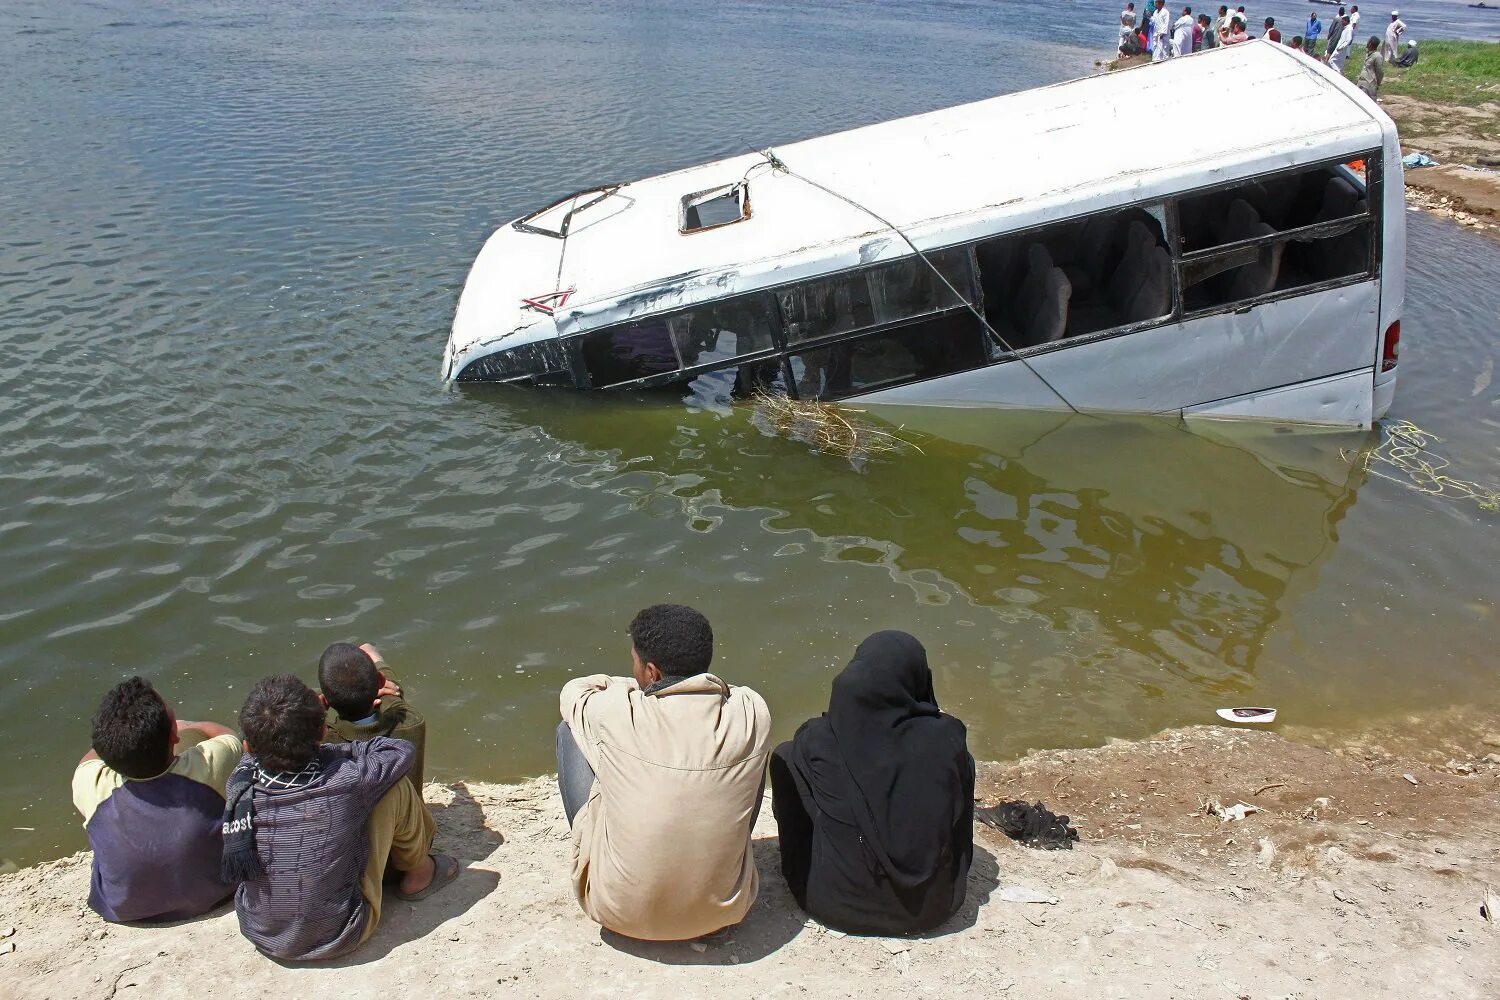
[458,42,1392,349]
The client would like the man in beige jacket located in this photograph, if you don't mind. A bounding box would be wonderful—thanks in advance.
[557,604,771,941]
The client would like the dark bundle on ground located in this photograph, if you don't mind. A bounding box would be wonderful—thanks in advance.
[976,799,1079,850]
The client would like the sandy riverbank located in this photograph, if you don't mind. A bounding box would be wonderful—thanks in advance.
[2,723,1498,999]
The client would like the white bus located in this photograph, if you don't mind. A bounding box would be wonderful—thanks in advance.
[444,41,1404,428]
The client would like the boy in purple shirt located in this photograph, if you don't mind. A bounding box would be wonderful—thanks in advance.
[71,677,241,922]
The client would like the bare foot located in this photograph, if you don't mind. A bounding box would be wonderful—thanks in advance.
[397,855,436,896]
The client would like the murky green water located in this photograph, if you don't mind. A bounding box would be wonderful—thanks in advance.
[2,0,1497,867]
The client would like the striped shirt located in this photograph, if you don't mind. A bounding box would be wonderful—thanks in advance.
[233,738,414,961]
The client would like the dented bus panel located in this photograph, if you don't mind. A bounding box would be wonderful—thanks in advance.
[444,42,1405,428]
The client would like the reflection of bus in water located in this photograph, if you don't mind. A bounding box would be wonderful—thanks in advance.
[445,43,1404,428]
[492,391,1364,695]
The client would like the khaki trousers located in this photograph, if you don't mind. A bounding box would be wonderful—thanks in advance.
[357,778,437,943]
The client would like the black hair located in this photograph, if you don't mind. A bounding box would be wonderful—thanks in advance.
[318,642,379,720]
[1265,16,1275,26]
[628,604,714,677]
[239,674,324,773]
[90,677,174,779]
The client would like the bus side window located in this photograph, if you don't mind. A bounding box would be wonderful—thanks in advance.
[789,311,987,401]
[778,249,972,345]
[974,208,1171,349]
[1176,159,1375,315]
[579,295,777,389]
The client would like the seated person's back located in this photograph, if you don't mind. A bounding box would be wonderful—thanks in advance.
[318,640,427,788]
[71,677,241,923]
[225,673,452,962]
[558,604,771,941]
[770,631,975,935]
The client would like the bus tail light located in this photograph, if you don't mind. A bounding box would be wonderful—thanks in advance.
[1381,321,1400,373]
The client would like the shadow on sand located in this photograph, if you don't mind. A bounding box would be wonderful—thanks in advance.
[601,836,1003,965]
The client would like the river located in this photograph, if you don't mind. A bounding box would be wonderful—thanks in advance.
[2,0,1497,867]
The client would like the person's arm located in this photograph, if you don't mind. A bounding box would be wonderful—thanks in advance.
[559,675,629,771]
[359,642,411,716]
[178,720,236,740]
[356,735,417,805]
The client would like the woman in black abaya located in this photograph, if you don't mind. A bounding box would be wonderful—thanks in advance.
[769,630,975,935]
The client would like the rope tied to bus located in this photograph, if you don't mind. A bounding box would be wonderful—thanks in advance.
[1345,420,1500,512]
[751,148,1082,415]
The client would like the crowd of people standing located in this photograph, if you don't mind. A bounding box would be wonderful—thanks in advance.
[1116,2,1416,99]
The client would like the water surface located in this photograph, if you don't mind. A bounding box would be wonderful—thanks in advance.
[2,0,1498,866]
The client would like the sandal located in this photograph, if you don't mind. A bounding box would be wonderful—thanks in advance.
[396,852,460,902]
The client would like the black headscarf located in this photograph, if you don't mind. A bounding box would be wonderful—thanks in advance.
[788,630,971,891]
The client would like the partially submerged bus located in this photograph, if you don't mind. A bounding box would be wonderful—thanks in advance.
[444,41,1404,428]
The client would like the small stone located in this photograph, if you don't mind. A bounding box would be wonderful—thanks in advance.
[1481,733,1500,749]
[1,942,14,956]
[1483,754,1500,766]
[880,939,911,955]
[689,941,707,953]
[0,928,13,939]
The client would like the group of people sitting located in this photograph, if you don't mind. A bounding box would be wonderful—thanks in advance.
[1117,1,1415,97]
[71,605,977,959]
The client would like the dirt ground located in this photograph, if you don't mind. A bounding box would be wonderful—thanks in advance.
[1381,94,1500,237]
[2,724,1498,999]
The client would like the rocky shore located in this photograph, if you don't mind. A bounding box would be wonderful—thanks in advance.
[2,724,1498,999]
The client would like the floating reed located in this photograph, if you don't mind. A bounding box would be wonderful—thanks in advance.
[750,387,924,460]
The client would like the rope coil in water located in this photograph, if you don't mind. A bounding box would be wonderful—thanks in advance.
[1346,420,1500,511]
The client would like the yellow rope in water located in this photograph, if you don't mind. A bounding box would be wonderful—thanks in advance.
[1345,420,1500,511]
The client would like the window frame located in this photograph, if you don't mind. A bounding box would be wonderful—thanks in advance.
[989,204,1177,361]
[679,183,751,235]
[574,291,785,392]
[1170,152,1382,321]
[785,308,991,402]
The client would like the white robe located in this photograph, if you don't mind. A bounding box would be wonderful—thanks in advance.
[1151,8,1173,61]
[1383,19,1404,60]
[1171,15,1195,56]
[1329,29,1354,72]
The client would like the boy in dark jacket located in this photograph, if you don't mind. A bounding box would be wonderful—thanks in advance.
[318,641,427,789]
[225,674,456,961]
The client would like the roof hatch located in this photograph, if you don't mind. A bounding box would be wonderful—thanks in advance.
[680,183,749,234]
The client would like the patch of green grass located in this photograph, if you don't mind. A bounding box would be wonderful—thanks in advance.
[1342,40,1500,107]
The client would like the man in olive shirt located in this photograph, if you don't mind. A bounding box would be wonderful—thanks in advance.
[319,642,427,789]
